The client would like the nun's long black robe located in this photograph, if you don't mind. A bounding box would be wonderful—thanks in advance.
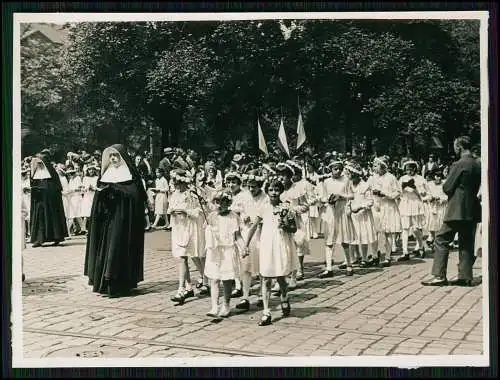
[30,162,68,244]
[84,145,147,295]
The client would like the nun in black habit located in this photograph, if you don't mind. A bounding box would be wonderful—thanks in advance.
[29,155,68,247]
[84,144,147,297]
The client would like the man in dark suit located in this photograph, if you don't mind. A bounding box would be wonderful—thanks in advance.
[421,153,439,178]
[421,136,481,287]
[158,147,175,177]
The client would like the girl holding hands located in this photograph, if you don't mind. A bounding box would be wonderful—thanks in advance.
[244,179,299,326]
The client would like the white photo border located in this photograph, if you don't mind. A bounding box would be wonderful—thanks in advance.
[11,10,491,369]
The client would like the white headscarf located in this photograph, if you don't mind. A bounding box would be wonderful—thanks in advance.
[100,147,132,183]
[31,157,51,180]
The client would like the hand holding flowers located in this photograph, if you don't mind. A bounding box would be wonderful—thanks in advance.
[273,203,297,233]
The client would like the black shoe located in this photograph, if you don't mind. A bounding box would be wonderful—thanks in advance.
[258,313,272,326]
[52,240,62,246]
[359,261,369,268]
[296,272,304,281]
[171,290,187,304]
[421,278,448,286]
[32,242,42,248]
[236,299,250,311]
[185,289,195,299]
[380,260,391,268]
[318,270,334,279]
[346,267,354,276]
[397,254,410,262]
[352,258,361,266]
[413,249,425,259]
[199,285,210,296]
[255,299,264,308]
[281,300,291,317]
[231,288,243,298]
[338,263,347,270]
[448,279,473,287]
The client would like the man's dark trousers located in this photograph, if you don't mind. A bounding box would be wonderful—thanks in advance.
[432,221,477,281]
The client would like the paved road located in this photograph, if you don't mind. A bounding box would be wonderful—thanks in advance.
[19,230,484,359]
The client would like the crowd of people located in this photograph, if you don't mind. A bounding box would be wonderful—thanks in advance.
[20,136,482,326]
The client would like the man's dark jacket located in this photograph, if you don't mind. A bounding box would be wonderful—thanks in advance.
[442,152,481,223]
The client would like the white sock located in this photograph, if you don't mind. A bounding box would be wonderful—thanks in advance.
[402,230,409,254]
[325,246,333,271]
[210,280,219,309]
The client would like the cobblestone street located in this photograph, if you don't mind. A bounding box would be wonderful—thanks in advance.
[17,230,486,364]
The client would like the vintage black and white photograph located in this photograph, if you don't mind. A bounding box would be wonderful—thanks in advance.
[11,11,490,367]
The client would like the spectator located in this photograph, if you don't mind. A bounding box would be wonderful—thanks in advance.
[421,136,481,287]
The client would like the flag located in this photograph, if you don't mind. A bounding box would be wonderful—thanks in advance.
[257,118,268,156]
[277,118,290,157]
[432,136,444,149]
[296,110,306,149]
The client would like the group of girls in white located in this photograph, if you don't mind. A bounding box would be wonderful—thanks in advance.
[166,166,301,326]
[21,162,100,239]
[157,152,455,327]
[21,148,476,326]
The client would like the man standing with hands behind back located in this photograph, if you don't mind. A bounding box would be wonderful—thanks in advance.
[421,136,481,287]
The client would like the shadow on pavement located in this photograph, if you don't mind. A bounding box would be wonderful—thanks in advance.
[471,276,483,286]
[22,274,79,284]
[390,257,429,266]
[130,280,181,295]
[298,279,343,289]
[272,305,340,323]
[446,275,483,287]
[346,267,384,275]
[288,292,320,303]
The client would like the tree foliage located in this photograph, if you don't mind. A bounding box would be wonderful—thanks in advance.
[21,19,481,162]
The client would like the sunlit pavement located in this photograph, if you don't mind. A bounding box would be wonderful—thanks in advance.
[19,230,484,359]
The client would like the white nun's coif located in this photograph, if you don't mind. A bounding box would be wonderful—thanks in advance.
[100,147,132,183]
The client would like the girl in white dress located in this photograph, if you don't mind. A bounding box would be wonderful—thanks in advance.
[290,159,318,247]
[305,166,322,239]
[422,171,435,247]
[367,156,402,267]
[205,161,223,190]
[319,160,356,277]
[55,164,70,223]
[397,160,428,261]
[66,168,84,235]
[204,189,245,318]
[168,169,204,304]
[345,162,377,267]
[189,172,210,296]
[245,179,299,326]
[425,170,448,245]
[151,168,169,229]
[225,172,247,298]
[277,162,311,287]
[235,170,269,311]
[22,168,31,239]
[80,165,99,233]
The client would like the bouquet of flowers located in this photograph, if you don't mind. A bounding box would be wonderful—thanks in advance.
[273,203,297,233]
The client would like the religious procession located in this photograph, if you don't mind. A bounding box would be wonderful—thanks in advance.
[20,130,482,327]
[19,19,483,330]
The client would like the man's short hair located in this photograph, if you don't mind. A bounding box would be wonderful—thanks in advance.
[454,136,471,150]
